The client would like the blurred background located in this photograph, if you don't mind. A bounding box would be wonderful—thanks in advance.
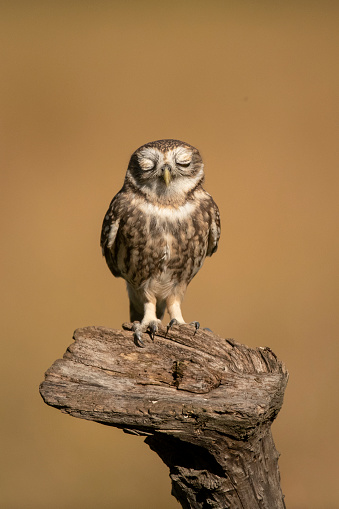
[1,1,338,508]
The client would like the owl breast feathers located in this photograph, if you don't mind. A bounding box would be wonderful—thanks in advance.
[100,139,220,346]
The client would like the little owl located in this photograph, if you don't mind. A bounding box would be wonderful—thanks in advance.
[101,139,220,346]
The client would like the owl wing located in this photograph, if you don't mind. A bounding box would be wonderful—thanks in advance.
[100,190,123,277]
[207,196,221,257]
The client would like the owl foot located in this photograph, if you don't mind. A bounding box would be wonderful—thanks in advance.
[132,320,160,347]
[166,319,200,335]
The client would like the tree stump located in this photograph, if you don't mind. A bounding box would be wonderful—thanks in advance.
[39,323,288,508]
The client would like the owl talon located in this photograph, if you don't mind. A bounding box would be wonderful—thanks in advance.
[132,322,145,347]
[190,321,200,330]
[166,318,179,335]
[189,321,200,335]
[148,322,158,341]
[134,330,145,348]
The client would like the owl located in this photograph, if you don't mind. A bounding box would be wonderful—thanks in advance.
[100,139,220,346]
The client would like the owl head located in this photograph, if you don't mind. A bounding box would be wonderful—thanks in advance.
[125,139,205,203]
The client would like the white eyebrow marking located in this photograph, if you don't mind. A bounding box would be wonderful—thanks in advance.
[138,148,158,161]
[175,147,192,162]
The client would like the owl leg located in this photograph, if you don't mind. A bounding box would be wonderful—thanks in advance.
[166,293,200,334]
[167,297,185,325]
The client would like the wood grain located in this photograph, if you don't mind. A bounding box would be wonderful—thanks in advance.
[40,323,288,508]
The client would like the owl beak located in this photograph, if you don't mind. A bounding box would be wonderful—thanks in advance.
[162,166,172,187]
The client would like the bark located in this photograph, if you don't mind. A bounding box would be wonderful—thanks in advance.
[39,323,288,508]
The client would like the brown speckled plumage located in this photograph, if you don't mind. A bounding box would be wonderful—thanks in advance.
[138,139,194,151]
[101,139,220,342]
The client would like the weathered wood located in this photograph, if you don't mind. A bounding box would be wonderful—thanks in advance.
[39,323,288,508]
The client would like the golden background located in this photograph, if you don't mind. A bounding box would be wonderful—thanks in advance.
[1,2,338,508]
